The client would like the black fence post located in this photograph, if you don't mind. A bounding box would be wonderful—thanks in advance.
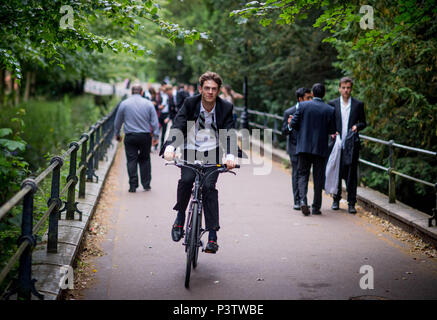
[17,179,43,300]
[240,76,249,130]
[388,140,396,203]
[429,184,437,227]
[79,133,89,200]
[273,119,278,145]
[87,126,96,182]
[98,120,106,161]
[65,142,81,220]
[94,122,101,170]
[47,156,63,253]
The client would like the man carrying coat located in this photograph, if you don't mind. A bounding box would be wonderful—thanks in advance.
[290,83,336,216]
[328,77,367,214]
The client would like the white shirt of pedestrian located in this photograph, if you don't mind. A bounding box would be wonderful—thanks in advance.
[161,93,169,113]
[340,96,351,142]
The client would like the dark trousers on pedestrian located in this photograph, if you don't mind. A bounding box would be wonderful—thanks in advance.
[334,149,359,205]
[289,153,300,205]
[124,133,152,189]
[159,112,169,149]
[297,153,327,210]
[173,148,221,231]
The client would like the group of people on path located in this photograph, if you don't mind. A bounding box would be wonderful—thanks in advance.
[282,77,366,216]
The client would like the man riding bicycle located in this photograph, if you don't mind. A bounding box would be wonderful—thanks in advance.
[160,71,239,254]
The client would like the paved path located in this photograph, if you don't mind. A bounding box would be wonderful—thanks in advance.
[80,144,437,300]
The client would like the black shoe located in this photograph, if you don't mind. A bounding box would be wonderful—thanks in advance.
[204,240,219,254]
[171,224,184,242]
[128,186,136,193]
[293,204,301,211]
[331,200,339,210]
[312,208,321,215]
[144,186,151,191]
[348,205,357,214]
[300,201,310,216]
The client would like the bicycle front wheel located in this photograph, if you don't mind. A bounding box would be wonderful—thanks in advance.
[185,203,198,288]
[193,204,202,269]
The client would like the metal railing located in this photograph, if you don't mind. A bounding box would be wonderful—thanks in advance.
[234,106,437,227]
[0,105,118,300]
[234,106,282,143]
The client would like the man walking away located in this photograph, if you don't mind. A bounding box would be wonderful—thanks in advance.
[291,83,336,216]
[114,84,159,192]
[282,87,312,210]
[328,77,366,214]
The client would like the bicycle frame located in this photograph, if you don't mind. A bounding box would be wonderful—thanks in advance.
[165,159,238,288]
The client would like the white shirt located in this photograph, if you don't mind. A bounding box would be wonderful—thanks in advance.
[160,93,169,113]
[165,101,235,162]
[340,96,351,141]
[189,102,218,152]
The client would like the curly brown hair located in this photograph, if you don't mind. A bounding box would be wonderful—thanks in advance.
[198,71,223,88]
[339,76,353,87]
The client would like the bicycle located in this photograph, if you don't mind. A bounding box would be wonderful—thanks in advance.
[166,159,239,288]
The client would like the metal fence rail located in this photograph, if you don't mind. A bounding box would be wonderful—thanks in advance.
[234,106,437,227]
[0,104,118,300]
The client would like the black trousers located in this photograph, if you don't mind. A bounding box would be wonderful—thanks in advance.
[124,133,152,189]
[297,153,327,210]
[334,148,359,205]
[173,149,221,231]
[289,153,300,205]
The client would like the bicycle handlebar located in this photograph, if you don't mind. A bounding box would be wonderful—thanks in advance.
[166,158,240,169]
[165,159,240,180]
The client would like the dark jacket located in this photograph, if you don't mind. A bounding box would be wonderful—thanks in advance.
[328,97,366,139]
[342,130,360,165]
[159,94,242,158]
[176,89,189,113]
[290,97,336,158]
[282,103,298,156]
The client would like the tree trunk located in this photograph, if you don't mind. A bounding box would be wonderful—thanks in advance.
[14,77,19,106]
[31,71,36,97]
[24,71,31,102]
[0,69,4,104]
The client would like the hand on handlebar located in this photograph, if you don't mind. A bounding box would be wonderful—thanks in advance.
[164,151,175,161]
[225,159,237,170]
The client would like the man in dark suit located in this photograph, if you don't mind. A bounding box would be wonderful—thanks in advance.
[282,87,312,210]
[160,71,238,254]
[290,83,336,216]
[328,77,366,214]
[176,83,189,113]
